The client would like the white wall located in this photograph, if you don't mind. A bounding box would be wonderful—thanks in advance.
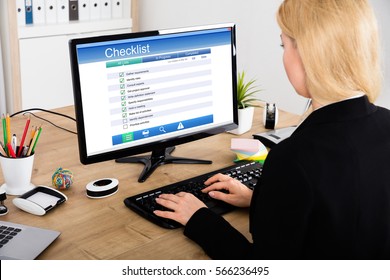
[0,0,14,114]
[0,37,6,115]
[371,0,390,108]
[138,0,389,115]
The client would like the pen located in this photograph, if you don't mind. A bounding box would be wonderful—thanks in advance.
[22,146,29,157]
[17,117,30,157]
[11,134,17,154]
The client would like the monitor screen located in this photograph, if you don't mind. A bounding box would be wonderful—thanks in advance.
[69,23,238,182]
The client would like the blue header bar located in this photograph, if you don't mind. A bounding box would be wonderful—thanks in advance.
[76,27,232,64]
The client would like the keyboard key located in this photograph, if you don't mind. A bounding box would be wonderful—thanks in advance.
[0,224,22,249]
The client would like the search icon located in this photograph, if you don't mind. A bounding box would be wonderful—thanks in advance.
[159,126,167,133]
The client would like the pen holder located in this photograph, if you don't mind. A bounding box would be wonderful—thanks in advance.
[0,153,35,196]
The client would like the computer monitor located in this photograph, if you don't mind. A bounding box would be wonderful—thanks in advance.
[69,23,238,182]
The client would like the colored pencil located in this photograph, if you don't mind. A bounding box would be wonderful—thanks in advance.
[17,117,31,157]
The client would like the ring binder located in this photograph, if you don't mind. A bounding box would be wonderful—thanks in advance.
[45,0,58,24]
[57,0,69,23]
[69,0,79,21]
[79,0,90,21]
[101,0,111,19]
[16,0,26,26]
[90,0,101,20]
[111,0,123,18]
[33,0,46,25]
[25,0,33,25]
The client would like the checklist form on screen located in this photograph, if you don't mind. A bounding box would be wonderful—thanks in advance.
[69,23,238,182]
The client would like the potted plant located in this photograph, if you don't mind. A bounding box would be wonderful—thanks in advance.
[229,71,262,135]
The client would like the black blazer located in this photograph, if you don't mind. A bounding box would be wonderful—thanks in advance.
[184,96,390,259]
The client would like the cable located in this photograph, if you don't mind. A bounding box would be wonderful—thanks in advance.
[10,108,76,121]
[10,108,77,135]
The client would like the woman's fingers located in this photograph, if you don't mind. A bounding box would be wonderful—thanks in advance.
[154,192,207,225]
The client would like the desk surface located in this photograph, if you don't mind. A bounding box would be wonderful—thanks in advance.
[0,106,300,259]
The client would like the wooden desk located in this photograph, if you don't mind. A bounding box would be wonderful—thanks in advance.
[0,106,301,259]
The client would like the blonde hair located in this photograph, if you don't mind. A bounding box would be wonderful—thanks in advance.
[277,0,382,103]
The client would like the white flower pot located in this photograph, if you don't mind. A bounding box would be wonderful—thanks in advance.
[228,106,255,135]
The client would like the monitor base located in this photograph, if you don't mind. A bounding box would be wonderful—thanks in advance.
[115,147,212,183]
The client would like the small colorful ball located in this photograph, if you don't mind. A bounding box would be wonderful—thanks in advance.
[52,167,74,190]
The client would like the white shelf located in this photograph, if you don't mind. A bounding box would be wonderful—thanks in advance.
[18,18,133,39]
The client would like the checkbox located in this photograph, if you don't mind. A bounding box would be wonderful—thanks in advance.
[121,96,126,100]
[119,72,124,77]
[122,113,127,118]
[120,84,125,89]
[122,107,127,112]
[119,78,125,83]
[121,101,126,106]
[121,90,125,94]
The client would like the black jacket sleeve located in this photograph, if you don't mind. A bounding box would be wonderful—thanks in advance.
[183,207,253,259]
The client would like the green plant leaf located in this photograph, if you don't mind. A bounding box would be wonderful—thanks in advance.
[237,71,262,109]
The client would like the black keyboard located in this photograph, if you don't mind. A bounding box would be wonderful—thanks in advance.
[0,224,22,248]
[124,160,263,229]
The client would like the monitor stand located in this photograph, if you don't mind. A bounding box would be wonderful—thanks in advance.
[115,147,212,183]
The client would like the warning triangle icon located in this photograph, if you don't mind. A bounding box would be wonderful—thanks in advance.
[177,122,184,129]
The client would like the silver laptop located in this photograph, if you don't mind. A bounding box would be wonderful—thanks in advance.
[0,220,60,260]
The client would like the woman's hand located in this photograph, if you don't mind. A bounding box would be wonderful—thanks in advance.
[153,173,253,226]
[154,192,207,226]
[203,173,253,208]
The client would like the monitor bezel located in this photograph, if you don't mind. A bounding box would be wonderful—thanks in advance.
[69,23,238,165]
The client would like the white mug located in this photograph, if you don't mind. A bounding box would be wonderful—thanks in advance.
[0,154,35,195]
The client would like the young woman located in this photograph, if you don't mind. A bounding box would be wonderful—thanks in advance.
[154,0,390,259]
